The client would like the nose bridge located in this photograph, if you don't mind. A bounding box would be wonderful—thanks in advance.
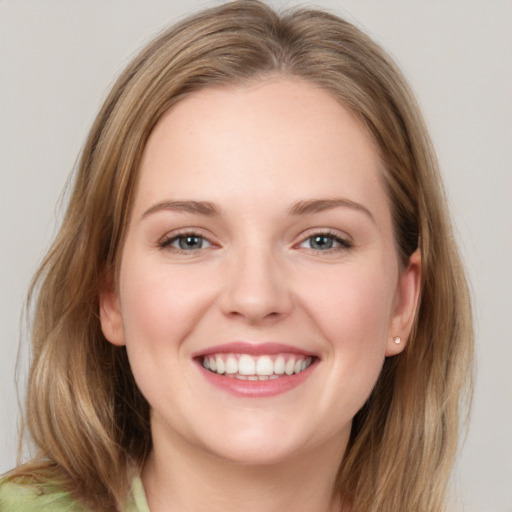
[221,240,291,323]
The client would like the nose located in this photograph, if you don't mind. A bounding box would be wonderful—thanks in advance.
[219,246,293,325]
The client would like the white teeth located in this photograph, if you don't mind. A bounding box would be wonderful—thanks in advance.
[225,355,237,374]
[215,356,225,374]
[274,356,285,374]
[202,353,314,378]
[285,358,295,376]
[256,355,274,376]
[238,354,256,375]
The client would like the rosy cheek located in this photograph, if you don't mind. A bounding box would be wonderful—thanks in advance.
[299,266,394,350]
[120,257,215,345]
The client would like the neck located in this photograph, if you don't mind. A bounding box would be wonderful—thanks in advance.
[141,424,348,512]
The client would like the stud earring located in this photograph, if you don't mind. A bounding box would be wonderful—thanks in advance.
[393,336,401,344]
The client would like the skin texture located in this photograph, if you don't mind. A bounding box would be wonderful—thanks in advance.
[100,77,421,512]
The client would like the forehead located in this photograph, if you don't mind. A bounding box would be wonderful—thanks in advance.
[134,77,387,218]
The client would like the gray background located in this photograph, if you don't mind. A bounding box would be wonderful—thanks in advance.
[1,1,511,511]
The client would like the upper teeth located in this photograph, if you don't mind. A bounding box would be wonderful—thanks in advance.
[202,353,313,379]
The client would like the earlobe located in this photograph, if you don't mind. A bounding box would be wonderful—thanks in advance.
[386,249,421,356]
[99,273,126,347]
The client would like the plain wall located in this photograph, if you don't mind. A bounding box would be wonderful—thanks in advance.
[1,1,511,511]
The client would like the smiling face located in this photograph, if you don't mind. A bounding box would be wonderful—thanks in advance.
[100,77,420,466]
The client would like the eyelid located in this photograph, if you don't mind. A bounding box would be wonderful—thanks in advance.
[158,228,218,251]
[296,228,353,251]
[156,227,352,253]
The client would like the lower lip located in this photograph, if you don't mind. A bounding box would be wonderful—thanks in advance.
[197,361,317,398]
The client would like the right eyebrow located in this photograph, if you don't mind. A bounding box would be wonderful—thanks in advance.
[141,200,219,220]
[288,197,375,223]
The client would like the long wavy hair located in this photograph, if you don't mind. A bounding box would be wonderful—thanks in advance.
[8,1,473,511]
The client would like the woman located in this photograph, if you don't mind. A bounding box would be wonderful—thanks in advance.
[0,1,473,511]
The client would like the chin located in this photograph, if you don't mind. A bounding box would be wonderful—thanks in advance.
[205,438,303,467]
[194,417,320,467]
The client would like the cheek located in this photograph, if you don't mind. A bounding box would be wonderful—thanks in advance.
[118,256,217,353]
[117,256,220,411]
[283,259,399,437]
[303,264,395,342]
[296,258,397,407]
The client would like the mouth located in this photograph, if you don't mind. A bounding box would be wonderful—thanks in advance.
[201,353,314,380]
[193,342,318,397]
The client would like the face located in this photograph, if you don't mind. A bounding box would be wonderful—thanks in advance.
[101,77,420,466]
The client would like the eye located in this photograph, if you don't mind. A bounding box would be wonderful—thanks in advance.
[161,233,212,251]
[299,233,352,251]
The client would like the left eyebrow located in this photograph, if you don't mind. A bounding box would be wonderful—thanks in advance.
[288,198,375,223]
[141,200,219,220]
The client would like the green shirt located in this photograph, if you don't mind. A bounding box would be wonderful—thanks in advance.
[0,476,150,512]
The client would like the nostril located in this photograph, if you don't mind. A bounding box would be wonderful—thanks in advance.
[226,308,285,323]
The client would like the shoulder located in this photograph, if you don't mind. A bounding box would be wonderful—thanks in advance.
[0,475,149,512]
[0,477,88,512]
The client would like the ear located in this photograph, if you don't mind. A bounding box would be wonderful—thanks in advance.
[386,249,421,356]
[99,271,126,347]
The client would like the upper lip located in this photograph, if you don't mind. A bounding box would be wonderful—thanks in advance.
[192,342,317,358]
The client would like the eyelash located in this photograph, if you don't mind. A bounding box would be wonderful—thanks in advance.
[298,230,353,253]
[158,230,353,254]
[159,231,213,254]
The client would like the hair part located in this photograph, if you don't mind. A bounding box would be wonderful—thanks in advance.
[9,2,473,511]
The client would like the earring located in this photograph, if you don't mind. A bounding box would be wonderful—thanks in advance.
[393,336,401,344]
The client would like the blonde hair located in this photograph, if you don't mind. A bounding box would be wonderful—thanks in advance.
[9,1,473,511]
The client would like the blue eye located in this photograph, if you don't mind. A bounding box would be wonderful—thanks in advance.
[300,233,351,251]
[163,234,211,251]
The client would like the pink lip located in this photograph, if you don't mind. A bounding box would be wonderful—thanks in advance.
[192,341,317,358]
[193,342,319,398]
[197,360,318,398]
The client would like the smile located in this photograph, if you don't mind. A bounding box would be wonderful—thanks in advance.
[202,353,314,380]
[194,342,318,397]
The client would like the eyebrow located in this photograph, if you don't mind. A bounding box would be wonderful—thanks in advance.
[141,200,219,219]
[288,198,375,222]
[141,197,374,222]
